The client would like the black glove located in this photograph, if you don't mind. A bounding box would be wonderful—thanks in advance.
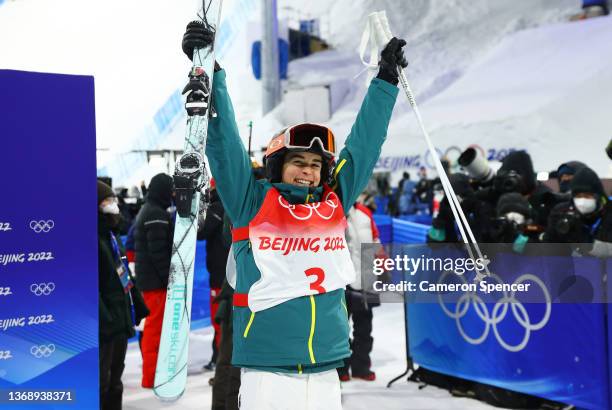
[376,37,408,86]
[182,20,214,60]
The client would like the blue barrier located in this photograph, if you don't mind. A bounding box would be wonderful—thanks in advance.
[398,213,432,226]
[192,240,212,329]
[372,215,430,245]
[374,196,389,214]
[393,219,429,244]
[372,214,392,244]
[394,233,612,408]
[129,240,211,344]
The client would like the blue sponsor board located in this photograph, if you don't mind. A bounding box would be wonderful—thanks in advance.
[400,244,610,409]
[0,70,98,409]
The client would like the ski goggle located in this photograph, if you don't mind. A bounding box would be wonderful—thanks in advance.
[265,123,336,158]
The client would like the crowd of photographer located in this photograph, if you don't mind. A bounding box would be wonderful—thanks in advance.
[422,146,612,256]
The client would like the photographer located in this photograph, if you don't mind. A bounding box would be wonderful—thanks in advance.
[489,192,542,252]
[545,167,612,256]
[428,173,495,243]
[477,151,556,232]
[556,161,587,194]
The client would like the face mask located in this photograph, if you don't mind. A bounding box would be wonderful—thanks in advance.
[573,197,597,215]
[504,212,526,226]
[100,202,120,215]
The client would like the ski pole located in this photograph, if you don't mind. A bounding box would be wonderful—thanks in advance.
[248,120,253,157]
[368,11,490,277]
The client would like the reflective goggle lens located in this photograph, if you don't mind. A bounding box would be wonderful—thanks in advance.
[287,124,335,155]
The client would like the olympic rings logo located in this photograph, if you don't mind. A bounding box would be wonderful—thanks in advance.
[437,272,551,352]
[423,146,463,170]
[29,220,55,233]
[277,191,339,221]
[30,282,56,296]
[30,344,55,358]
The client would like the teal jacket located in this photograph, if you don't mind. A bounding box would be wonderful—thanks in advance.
[206,70,398,373]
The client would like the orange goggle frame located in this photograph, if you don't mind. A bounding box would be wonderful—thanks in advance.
[265,123,335,158]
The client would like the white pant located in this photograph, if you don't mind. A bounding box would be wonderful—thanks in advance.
[238,369,342,410]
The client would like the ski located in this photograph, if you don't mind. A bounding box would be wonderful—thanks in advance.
[153,0,223,401]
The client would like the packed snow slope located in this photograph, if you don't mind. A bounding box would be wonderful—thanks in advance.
[251,0,612,179]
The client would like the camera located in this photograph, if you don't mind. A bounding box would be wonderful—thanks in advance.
[490,216,521,241]
[458,148,495,183]
[554,209,582,236]
[492,170,524,194]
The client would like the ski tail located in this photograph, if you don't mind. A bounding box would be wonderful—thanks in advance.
[153,0,223,401]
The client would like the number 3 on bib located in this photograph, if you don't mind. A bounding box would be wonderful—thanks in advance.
[305,267,326,294]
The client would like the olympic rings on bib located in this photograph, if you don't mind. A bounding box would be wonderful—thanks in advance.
[277,191,339,221]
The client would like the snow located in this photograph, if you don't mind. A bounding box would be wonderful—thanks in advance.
[122,302,500,409]
[254,0,612,181]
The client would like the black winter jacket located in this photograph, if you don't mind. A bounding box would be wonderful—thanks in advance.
[98,214,136,342]
[134,174,174,291]
[197,189,230,289]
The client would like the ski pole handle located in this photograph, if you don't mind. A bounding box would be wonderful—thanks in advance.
[367,12,391,48]
[376,11,393,43]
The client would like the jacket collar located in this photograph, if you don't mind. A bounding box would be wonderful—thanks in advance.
[272,182,323,205]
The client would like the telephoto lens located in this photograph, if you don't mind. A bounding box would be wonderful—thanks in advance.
[458,148,495,183]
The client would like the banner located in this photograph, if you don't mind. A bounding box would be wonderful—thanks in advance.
[0,70,98,409]
[396,245,610,409]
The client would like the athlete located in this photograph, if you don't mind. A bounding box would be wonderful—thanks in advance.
[182,21,407,410]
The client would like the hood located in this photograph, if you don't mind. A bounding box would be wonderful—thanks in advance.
[557,161,587,178]
[570,167,605,198]
[499,150,536,193]
[146,173,173,209]
[497,192,531,217]
[449,173,473,198]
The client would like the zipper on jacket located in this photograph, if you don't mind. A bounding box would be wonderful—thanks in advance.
[298,364,303,374]
[243,311,255,338]
[308,295,316,364]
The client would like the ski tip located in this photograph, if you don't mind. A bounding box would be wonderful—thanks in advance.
[153,387,185,403]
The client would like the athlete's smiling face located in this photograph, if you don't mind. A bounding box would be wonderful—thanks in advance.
[281,151,322,188]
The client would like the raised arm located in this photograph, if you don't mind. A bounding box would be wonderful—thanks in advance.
[333,38,406,210]
[205,70,261,224]
[182,21,261,224]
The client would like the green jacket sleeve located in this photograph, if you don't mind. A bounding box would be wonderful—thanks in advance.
[333,78,399,211]
[205,70,264,226]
